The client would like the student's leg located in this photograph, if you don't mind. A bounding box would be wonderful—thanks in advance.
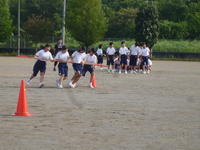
[59,75,65,86]
[72,72,81,84]
[39,72,45,83]
[89,72,95,83]
[53,61,58,71]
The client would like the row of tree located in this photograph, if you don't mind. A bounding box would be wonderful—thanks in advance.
[0,0,199,48]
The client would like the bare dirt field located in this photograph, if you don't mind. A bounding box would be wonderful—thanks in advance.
[0,57,200,150]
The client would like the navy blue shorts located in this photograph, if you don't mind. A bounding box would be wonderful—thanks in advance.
[58,63,68,77]
[107,55,114,65]
[73,63,83,73]
[97,55,103,64]
[120,55,128,65]
[141,56,149,66]
[33,60,46,76]
[130,55,137,66]
[82,65,94,76]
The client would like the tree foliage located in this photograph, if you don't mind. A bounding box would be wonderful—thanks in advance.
[0,0,13,42]
[67,0,107,47]
[24,16,53,43]
[135,4,159,49]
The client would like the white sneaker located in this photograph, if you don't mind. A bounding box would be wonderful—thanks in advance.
[56,80,60,88]
[142,71,146,74]
[119,70,122,74]
[133,71,137,74]
[26,80,31,86]
[147,70,150,74]
[89,83,94,88]
[69,82,75,88]
[107,69,111,73]
[112,70,115,73]
[39,82,44,88]
[125,70,128,74]
[58,84,63,89]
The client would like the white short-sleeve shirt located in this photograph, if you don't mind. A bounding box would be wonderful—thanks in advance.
[85,54,97,64]
[106,47,116,55]
[96,48,103,56]
[55,51,70,62]
[130,45,140,56]
[35,49,53,61]
[72,51,86,63]
[119,47,129,55]
[141,47,150,56]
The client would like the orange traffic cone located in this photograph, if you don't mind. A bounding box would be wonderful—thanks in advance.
[12,80,32,117]
[92,74,97,88]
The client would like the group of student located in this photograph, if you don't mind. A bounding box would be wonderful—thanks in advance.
[97,41,152,74]
[26,40,152,89]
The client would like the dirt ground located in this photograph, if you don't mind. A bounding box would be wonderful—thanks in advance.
[0,57,200,150]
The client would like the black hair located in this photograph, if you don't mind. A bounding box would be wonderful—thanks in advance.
[99,44,103,49]
[121,41,125,45]
[62,45,68,50]
[40,45,44,49]
[78,46,86,52]
[109,42,113,46]
[45,44,51,48]
[90,48,95,53]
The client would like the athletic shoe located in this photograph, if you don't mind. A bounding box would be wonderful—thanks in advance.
[147,70,150,74]
[142,71,146,74]
[107,69,111,73]
[26,80,31,86]
[56,80,60,88]
[112,70,115,73]
[133,71,137,74]
[58,84,63,89]
[89,83,94,88]
[125,70,128,74]
[130,70,133,74]
[39,83,44,88]
[119,70,122,74]
[69,82,75,88]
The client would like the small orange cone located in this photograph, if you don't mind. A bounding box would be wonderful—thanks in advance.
[12,80,32,117]
[92,74,97,88]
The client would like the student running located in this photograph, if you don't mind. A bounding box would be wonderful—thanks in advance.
[54,46,70,89]
[82,48,97,88]
[69,47,86,88]
[26,44,54,88]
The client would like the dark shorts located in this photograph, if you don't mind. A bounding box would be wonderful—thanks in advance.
[82,65,94,76]
[97,55,103,64]
[107,55,114,65]
[120,55,128,65]
[33,60,46,76]
[130,55,137,66]
[72,63,83,73]
[58,63,68,77]
[141,56,149,66]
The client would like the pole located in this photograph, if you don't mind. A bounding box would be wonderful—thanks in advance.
[62,0,66,45]
[17,0,20,56]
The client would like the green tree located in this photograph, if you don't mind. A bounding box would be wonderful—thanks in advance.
[135,4,159,49]
[24,16,54,44]
[106,8,138,38]
[67,0,107,47]
[0,0,13,42]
